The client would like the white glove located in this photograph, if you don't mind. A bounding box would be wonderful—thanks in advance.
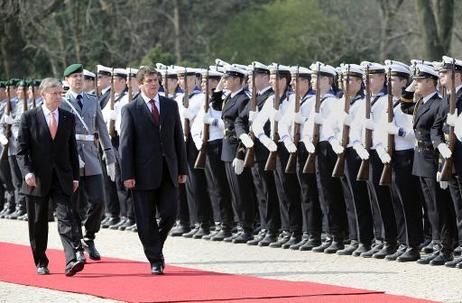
[273,110,282,122]
[3,114,13,125]
[239,133,254,148]
[193,137,203,151]
[106,162,116,182]
[437,143,452,159]
[109,110,117,121]
[313,112,323,125]
[364,119,375,131]
[343,113,353,126]
[0,134,8,146]
[202,112,214,125]
[249,110,257,122]
[294,111,306,124]
[436,171,448,190]
[446,112,458,127]
[353,143,369,160]
[232,158,244,175]
[283,137,297,153]
[78,155,85,168]
[183,108,194,120]
[376,146,391,164]
[259,135,277,152]
[455,115,462,141]
[386,122,399,135]
[301,136,315,153]
[329,139,344,155]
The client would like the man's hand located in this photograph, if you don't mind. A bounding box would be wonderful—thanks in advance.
[124,179,136,189]
[73,180,79,192]
[248,110,257,122]
[25,173,37,187]
[239,133,254,148]
[178,175,187,184]
[3,114,13,125]
[106,163,116,182]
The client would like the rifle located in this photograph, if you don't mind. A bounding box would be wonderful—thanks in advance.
[440,59,456,181]
[108,68,117,138]
[356,66,371,181]
[285,66,300,173]
[127,68,133,102]
[264,65,280,171]
[303,64,321,174]
[379,67,394,186]
[194,70,210,169]
[22,83,28,112]
[0,84,12,160]
[95,66,100,98]
[31,82,36,109]
[332,66,351,177]
[183,67,191,138]
[244,64,256,168]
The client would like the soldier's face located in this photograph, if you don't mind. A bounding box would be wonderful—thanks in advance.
[114,77,126,92]
[42,86,63,110]
[167,78,178,93]
[414,78,433,95]
[368,74,385,93]
[66,72,84,92]
[224,76,241,91]
[98,75,111,89]
[390,76,407,97]
[344,77,361,95]
[140,74,159,98]
[270,75,286,92]
[16,87,26,99]
[178,76,195,92]
[83,79,94,92]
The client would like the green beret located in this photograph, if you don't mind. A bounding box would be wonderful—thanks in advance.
[33,79,41,87]
[64,63,84,77]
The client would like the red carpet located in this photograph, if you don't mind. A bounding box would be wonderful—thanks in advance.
[0,242,439,303]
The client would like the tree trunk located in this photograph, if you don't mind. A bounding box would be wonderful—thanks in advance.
[173,0,181,62]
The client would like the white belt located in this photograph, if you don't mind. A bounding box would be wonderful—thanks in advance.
[75,134,95,141]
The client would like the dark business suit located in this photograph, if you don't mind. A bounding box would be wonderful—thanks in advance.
[16,107,80,267]
[120,93,187,264]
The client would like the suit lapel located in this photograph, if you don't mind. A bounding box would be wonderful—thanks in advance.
[36,107,53,143]
[136,96,156,127]
[159,96,167,125]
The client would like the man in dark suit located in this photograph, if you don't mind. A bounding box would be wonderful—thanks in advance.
[119,66,187,275]
[16,78,83,276]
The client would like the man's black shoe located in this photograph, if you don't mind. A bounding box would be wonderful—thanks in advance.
[37,266,49,275]
[445,256,462,268]
[430,252,453,266]
[385,244,407,261]
[352,243,371,257]
[337,240,359,255]
[65,260,84,277]
[102,217,120,229]
[151,262,164,275]
[83,240,101,261]
[76,249,86,263]
[396,247,420,262]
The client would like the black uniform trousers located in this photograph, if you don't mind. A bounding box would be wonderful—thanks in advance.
[26,170,76,267]
[297,145,322,236]
[9,155,26,211]
[102,156,119,219]
[71,174,105,245]
[0,156,14,211]
[114,147,135,221]
[419,176,455,250]
[177,183,190,226]
[448,175,462,247]
[273,142,302,234]
[343,147,374,244]
[315,141,347,238]
[185,137,213,226]
[224,161,256,232]
[391,149,423,248]
[367,150,397,243]
[132,160,177,265]
[204,139,234,228]
[251,159,280,233]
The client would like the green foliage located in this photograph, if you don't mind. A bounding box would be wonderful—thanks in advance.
[139,44,176,67]
[210,0,346,66]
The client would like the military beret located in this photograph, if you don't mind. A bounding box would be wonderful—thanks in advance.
[33,79,41,87]
[64,63,84,77]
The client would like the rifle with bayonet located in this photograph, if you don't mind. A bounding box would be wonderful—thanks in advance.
[31,82,36,109]
[194,70,210,169]
[356,66,371,181]
[440,59,456,181]
[285,66,300,173]
[379,67,394,186]
[22,82,28,112]
[127,68,133,102]
[332,67,350,177]
[108,68,117,138]
[303,64,321,174]
[95,66,100,98]
[183,67,191,138]
[264,65,280,171]
[244,64,257,168]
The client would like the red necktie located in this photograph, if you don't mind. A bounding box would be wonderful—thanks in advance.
[149,99,160,124]
[49,112,57,139]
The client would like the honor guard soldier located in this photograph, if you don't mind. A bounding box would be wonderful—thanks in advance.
[278,66,323,251]
[211,64,257,243]
[191,68,234,241]
[301,62,348,253]
[235,62,281,246]
[176,67,214,239]
[376,60,424,262]
[97,65,112,108]
[410,63,455,266]
[61,63,116,262]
